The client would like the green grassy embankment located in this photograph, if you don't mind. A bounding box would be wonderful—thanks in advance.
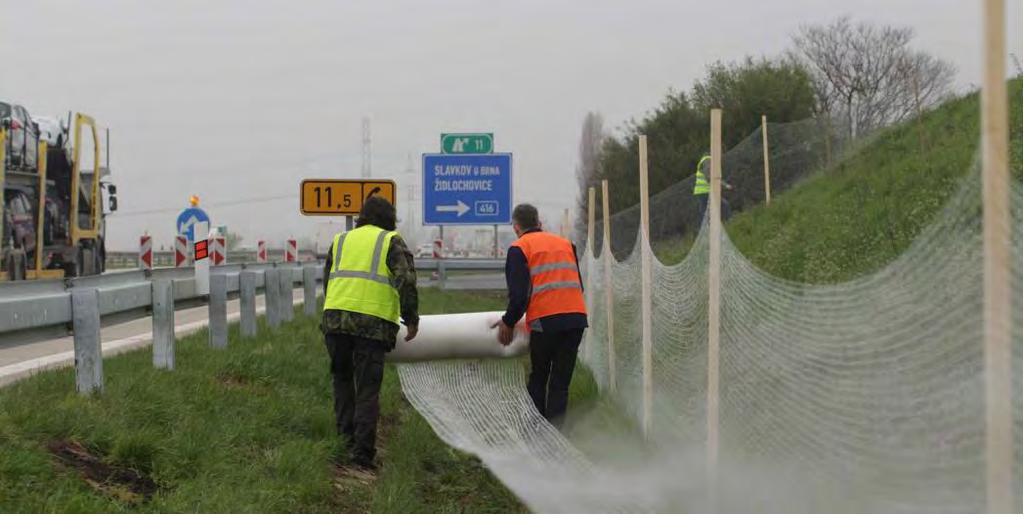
[657,79,1022,281]
[0,289,530,514]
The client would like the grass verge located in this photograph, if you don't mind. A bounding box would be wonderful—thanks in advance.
[0,288,531,514]
[654,79,1022,282]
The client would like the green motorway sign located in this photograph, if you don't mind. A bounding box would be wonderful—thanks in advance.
[441,133,494,154]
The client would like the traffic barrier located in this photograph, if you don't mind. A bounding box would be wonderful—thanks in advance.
[433,239,443,258]
[212,237,226,266]
[139,235,153,270]
[257,240,267,263]
[285,239,298,263]
[175,235,189,267]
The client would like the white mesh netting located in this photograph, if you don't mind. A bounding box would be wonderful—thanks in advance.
[396,126,1021,513]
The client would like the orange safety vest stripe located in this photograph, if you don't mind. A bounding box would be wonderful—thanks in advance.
[511,231,587,323]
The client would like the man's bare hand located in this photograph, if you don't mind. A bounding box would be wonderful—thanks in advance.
[404,324,418,342]
[490,320,514,346]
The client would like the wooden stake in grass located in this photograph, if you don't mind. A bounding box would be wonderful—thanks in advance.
[601,179,616,393]
[707,108,723,501]
[981,0,1012,513]
[638,135,654,438]
[761,115,771,205]
[585,186,597,363]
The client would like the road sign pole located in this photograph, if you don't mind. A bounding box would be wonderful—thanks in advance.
[345,216,353,231]
[493,224,499,258]
[194,221,210,296]
[438,225,446,288]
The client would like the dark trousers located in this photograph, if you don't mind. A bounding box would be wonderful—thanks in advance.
[325,333,385,464]
[697,194,732,223]
[527,328,584,427]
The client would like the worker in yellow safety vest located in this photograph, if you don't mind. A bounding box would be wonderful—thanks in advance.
[321,196,419,472]
[692,154,733,222]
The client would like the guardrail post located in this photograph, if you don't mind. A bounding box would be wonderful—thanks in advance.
[265,268,281,328]
[279,267,295,322]
[152,280,175,369]
[303,266,318,316]
[208,273,228,349]
[240,271,258,337]
[72,288,103,394]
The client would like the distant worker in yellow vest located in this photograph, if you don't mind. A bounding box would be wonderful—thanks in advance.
[692,154,734,222]
[321,196,419,472]
[493,204,588,428]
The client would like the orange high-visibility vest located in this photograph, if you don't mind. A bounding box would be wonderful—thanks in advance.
[511,231,587,323]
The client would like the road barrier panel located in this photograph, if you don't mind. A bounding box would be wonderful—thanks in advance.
[175,235,190,267]
[139,235,153,271]
[257,240,267,263]
[285,239,298,263]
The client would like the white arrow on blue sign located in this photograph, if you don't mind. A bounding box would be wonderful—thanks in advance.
[422,153,512,225]
[176,207,210,242]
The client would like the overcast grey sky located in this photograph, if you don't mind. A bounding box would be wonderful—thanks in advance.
[2,0,1020,250]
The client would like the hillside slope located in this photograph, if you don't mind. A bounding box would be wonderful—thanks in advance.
[723,79,1022,283]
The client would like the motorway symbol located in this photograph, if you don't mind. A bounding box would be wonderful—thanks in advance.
[300,179,396,216]
[441,133,494,154]
[422,153,512,225]
[176,207,210,242]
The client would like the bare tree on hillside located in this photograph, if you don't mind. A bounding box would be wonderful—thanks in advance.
[574,112,605,244]
[792,17,955,140]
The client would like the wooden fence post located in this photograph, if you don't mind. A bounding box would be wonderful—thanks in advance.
[761,115,771,205]
[601,179,616,393]
[707,108,723,500]
[981,0,1012,513]
[639,135,654,438]
[585,186,597,363]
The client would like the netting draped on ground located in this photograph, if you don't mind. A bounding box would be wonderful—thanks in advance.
[397,157,1022,512]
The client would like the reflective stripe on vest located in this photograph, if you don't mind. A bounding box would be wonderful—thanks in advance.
[510,231,587,323]
[693,155,711,196]
[323,225,400,324]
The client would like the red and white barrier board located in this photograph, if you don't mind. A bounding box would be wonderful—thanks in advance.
[433,239,443,259]
[175,235,189,267]
[139,235,153,270]
[212,237,226,266]
[257,240,267,263]
[284,239,298,263]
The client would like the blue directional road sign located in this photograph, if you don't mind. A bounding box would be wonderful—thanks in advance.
[176,207,210,242]
[422,153,512,225]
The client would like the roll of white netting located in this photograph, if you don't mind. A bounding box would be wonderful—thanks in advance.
[396,156,1022,512]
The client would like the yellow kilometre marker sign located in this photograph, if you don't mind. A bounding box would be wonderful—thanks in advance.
[300,179,396,216]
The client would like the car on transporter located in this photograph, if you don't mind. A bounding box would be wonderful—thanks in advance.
[0,101,41,171]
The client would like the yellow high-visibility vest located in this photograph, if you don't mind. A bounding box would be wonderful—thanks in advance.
[693,155,711,196]
[323,225,400,324]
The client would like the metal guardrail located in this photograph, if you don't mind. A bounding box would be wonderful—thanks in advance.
[0,261,324,392]
[0,262,314,345]
[409,258,504,271]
